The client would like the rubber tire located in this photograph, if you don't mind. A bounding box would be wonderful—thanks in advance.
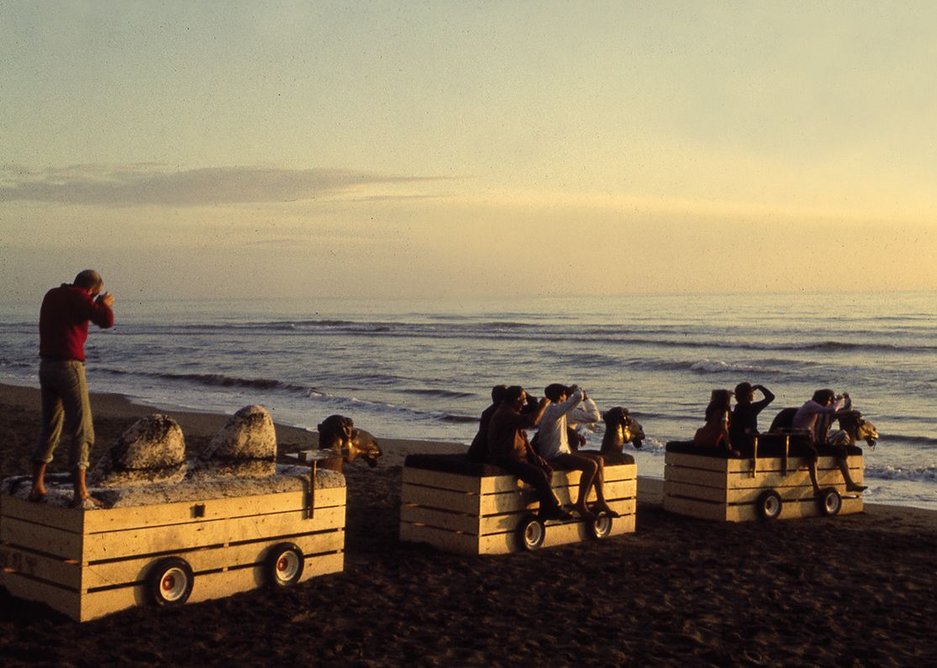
[588,511,613,540]
[516,514,546,551]
[819,488,842,516]
[265,542,305,587]
[756,490,783,521]
[147,557,194,607]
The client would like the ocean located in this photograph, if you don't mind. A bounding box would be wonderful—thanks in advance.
[2,292,935,510]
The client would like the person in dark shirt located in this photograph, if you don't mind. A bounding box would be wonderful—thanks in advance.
[466,385,507,462]
[730,382,775,455]
[29,269,115,507]
[486,386,572,521]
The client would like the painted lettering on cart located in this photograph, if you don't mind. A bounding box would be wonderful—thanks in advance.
[0,547,38,575]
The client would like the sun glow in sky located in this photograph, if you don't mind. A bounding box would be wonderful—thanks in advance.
[2,1,937,300]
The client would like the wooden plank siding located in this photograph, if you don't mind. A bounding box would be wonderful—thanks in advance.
[662,451,865,522]
[400,461,637,555]
[0,484,346,622]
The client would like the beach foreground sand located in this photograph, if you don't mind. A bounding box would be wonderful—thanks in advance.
[1,383,936,666]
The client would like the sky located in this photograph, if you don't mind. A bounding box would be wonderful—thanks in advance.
[2,1,937,302]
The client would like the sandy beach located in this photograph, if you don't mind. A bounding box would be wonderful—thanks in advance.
[1,382,935,666]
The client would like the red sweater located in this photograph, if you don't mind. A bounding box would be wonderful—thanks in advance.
[39,284,115,362]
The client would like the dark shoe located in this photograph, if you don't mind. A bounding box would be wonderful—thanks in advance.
[846,483,868,493]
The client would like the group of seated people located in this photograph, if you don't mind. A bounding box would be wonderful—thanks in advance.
[467,383,620,523]
[691,382,867,493]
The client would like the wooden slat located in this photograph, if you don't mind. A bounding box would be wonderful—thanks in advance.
[0,571,82,620]
[665,451,862,474]
[402,467,492,493]
[402,463,637,496]
[1,489,345,535]
[400,507,480,535]
[1,516,84,560]
[398,522,480,556]
[477,514,637,554]
[0,497,86,532]
[83,488,345,533]
[402,498,637,538]
[1,549,345,622]
[84,531,345,590]
[477,491,540,515]
[594,463,638,483]
[82,506,345,561]
[664,480,859,505]
[400,484,482,514]
[664,464,862,491]
[0,543,82,589]
[663,493,863,522]
[478,499,637,535]
[1,530,344,591]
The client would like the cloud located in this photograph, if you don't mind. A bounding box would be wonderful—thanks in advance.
[0,164,444,207]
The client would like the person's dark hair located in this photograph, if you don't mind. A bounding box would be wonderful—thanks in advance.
[521,393,540,415]
[73,269,103,291]
[544,383,568,402]
[704,389,733,420]
[734,382,753,401]
[812,388,835,404]
[502,386,525,404]
[490,385,507,403]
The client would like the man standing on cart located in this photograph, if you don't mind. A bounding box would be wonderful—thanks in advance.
[28,269,115,507]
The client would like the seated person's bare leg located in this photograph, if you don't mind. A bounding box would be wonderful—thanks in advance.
[838,458,867,492]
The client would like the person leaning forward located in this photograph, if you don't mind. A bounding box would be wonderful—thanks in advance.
[486,385,573,521]
[28,269,115,507]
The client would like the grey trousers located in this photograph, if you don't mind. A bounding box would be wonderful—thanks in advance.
[33,359,94,470]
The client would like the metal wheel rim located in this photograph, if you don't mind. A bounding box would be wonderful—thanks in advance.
[160,567,189,602]
[824,492,841,515]
[763,495,781,518]
[275,551,301,583]
[523,521,544,548]
[592,514,612,538]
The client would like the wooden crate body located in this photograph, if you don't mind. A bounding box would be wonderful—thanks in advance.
[0,479,345,621]
[401,459,637,555]
[663,451,864,522]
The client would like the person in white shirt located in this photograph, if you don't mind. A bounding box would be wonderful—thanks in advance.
[535,384,619,521]
[792,389,867,494]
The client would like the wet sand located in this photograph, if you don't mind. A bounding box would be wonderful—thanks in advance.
[1,383,935,666]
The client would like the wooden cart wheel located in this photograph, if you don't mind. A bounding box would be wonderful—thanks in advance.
[756,490,783,521]
[516,514,545,551]
[819,488,842,516]
[265,542,305,587]
[147,557,194,607]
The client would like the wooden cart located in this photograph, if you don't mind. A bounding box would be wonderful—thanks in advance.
[400,452,637,555]
[0,466,345,622]
[663,441,864,522]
